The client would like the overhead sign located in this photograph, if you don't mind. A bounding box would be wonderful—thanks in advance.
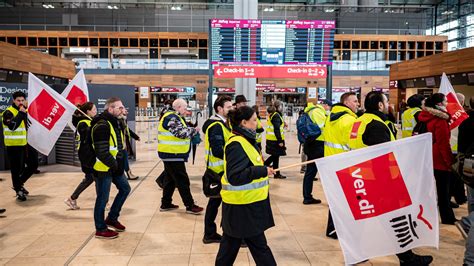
[214,66,327,78]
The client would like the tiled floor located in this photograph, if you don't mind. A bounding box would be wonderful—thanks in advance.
[0,121,468,265]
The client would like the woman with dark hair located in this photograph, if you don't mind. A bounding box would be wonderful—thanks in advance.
[64,102,97,210]
[418,93,457,224]
[215,106,276,266]
[264,100,287,179]
[402,94,424,138]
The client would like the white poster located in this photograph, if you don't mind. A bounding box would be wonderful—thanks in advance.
[139,87,149,99]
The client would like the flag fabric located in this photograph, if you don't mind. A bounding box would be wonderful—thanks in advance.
[61,69,89,106]
[27,73,77,155]
[315,134,439,264]
[439,72,468,130]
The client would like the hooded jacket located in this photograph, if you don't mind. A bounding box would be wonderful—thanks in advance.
[73,113,94,173]
[418,106,454,171]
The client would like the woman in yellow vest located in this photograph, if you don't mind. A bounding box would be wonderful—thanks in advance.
[401,94,424,138]
[64,102,97,210]
[264,100,287,179]
[215,106,277,266]
[252,105,264,151]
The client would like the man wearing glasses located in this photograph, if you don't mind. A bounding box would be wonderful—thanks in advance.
[91,97,131,239]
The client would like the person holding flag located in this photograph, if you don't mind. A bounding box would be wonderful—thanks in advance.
[64,102,97,210]
[348,91,433,265]
[2,91,37,201]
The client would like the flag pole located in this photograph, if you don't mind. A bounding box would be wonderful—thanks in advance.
[75,108,92,120]
[273,159,318,172]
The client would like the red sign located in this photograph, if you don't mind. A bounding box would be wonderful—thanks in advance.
[274,88,295,93]
[256,84,276,91]
[214,66,327,78]
[336,152,412,220]
[217,88,236,93]
[28,89,66,131]
[161,87,184,93]
[66,85,88,106]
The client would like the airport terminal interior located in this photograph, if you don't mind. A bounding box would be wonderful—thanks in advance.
[0,0,473,265]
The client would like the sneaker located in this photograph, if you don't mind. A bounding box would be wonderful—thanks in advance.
[95,229,119,239]
[186,205,204,215]
[202,233,222,244]
[274,174,287,179]
[16,191,26,201]
[20,187,29,195]
[400,254,433,266]
[0,208,5,214]
[303,198,322,205]
[160,203,179,212]
[455,221,468,239]
[64,198,80,210]
[105,218,126,232]
[326,231,338,240]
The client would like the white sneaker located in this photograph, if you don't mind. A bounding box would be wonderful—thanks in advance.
[64,198,80,210]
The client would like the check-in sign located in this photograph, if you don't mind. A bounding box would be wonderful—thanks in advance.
[214,66,327,78]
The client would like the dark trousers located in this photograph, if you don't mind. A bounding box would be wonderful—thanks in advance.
[264,155,280,174]
[303,141,324,201]
[215,233,276,266]
[434,169,456,223]
[162,161,194,208]
[156,170,166,188]
[326,210,336,237]
[6,145,38,192]
[123,150,130,172]
[450,170,466,203]
[204,197,222,237]
[93,173,131,231]
[71,172,94,200]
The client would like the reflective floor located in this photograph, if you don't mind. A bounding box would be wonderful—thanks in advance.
[0,121,467,265]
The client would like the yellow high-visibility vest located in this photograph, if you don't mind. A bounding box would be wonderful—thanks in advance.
[92,121,119,172]
[323,105,357,156]
[401,107,421,138]
[266,112,285,141]
[205,120,231,174]
[308,105,327,141]
[348,113,395,150]
[256,117,263,144]
[221,135,269,205]
[157,111,191,154]
[2,106,27,146]
[75,119,91,150]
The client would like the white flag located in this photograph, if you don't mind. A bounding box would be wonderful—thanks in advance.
[27,73,77,155]
[61,69,89,106]
[316,134,439,264]
[439,72,468,130]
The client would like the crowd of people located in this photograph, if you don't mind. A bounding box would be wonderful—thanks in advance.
[1,89,473,265]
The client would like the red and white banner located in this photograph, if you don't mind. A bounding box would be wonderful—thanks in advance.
[27,73,77,155]
[61,69,89,106]
[214,66,327,78]
[316,134,438,264]
[438,73,468,129]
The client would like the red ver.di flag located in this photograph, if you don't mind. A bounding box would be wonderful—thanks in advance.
[316,134,439,264]
[439,72,468,129]
[27,73,77,155]
[61,69,89,106]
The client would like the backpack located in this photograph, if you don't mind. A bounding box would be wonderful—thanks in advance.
[76,121,96,170]
[412,121,428,136]
[296,111,322,144]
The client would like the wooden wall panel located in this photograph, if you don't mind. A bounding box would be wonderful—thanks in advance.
[0,41,75,78]
[390,47,474,80]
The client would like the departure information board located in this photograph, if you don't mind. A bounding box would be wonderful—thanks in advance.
[210,19,335,65]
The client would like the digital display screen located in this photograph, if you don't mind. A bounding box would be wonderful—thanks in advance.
[425,77,436,87]
[210,19,335,65]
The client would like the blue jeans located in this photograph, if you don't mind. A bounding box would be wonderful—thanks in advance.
[93,173,131,231]
[461,211,474,265]
[303,161,317,201]
[468,186,474,214]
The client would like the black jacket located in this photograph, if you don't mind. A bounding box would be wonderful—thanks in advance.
[73,114,94,173]
[265,111,287,156]
[91,111,124,176]
[120,118,139,156]
[2,103,28,132]
[362,110,392,146]
[458,109,474,154]
[221,125,274,238]
[202,115,229,161]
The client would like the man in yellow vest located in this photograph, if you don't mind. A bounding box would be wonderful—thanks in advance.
[323,92,359,239]
[348,91,433,266]
[302,101,330,205]
[202,95,233,244]
[401,94,423,138]
[91,97,131,239]
[2,91,37,201]
[158,98,203,215]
